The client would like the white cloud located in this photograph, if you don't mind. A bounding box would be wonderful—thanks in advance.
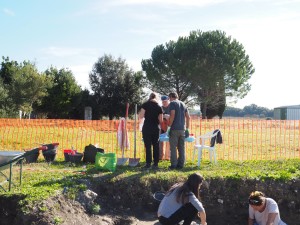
[3,8,15,16]
[69,64,93,90]
[127,59,142,71]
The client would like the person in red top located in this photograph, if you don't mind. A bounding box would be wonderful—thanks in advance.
[159,95,170,160]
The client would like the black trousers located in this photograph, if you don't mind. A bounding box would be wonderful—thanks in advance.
[158,202,198,225]
[142,128,160,165]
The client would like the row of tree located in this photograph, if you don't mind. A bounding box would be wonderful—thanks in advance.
[0,56,82,118]
[223,104,273,118]
[0,30,255,119]
[0,56,145,119]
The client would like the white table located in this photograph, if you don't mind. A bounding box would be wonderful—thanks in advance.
[159,134,195,142]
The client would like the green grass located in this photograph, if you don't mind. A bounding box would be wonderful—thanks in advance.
[1,158,299,210]
[134,159,300,181]
[54,216,63,224]
[1,160,90,205]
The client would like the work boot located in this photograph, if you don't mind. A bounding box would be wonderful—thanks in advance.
[168,165,177,170]
[142,163,151,170]
[176,165,183,170]
[152,163,159,170]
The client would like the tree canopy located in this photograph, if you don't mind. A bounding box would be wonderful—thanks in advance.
[142,30,255,118]
[0,57,50,117]
[35,67,82,119]
[89,54,145,120]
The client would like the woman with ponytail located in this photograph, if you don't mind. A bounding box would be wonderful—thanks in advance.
[139,92,163,169]
[157,173,207,225]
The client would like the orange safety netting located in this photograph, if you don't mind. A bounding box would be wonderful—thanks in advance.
[0,118,300,161]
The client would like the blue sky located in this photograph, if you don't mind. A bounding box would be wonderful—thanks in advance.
[1,0,300,109]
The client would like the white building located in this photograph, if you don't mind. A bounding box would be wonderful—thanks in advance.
[274,105,300,120]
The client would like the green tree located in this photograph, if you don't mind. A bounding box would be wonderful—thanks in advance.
[223,104,273,118]
[242,104,273,118]
[223,106,243,117]
[35,67,82,119]
[141,39,197,103]
[191,30,254,118]
[0,58,50,117]
[71,88,97,120]
[89,54,145,120]
[142,30,255,118]
[0,57,20,117]
[11,61,50,117]
[0,56,18,85]
[0,78,10,117]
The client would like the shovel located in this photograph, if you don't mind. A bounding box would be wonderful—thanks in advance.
[129,104,140,166]
[117,103,129,166]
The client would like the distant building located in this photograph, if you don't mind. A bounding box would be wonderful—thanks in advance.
[274,105,300,120]
[84,107,92,120]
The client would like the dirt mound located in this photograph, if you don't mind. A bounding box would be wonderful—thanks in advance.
[0,194,157,225]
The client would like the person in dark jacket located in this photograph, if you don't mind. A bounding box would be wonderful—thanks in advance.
[210,129,223,147]
[139,92,163,169]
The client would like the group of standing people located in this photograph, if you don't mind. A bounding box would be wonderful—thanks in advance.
[138,92,286,225]
[157,173,287,225]
[138,92,190,170]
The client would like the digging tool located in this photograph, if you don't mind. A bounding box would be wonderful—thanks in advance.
[117,103,129,165]
[129,104,140,166]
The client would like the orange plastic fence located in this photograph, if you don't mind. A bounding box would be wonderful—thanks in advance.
[0,118,300,161]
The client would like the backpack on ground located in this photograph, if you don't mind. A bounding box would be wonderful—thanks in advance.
[83,144,104,163]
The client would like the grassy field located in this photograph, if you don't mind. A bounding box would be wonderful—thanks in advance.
[1,118,300,161]
[1,118,299,224]
[1,158,300,202]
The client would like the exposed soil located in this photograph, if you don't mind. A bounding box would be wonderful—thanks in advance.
[0,193,159,225]
[1,174,300,225]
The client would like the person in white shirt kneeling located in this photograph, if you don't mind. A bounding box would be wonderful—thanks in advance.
[157,173,207,225]
[248,191,287,225]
